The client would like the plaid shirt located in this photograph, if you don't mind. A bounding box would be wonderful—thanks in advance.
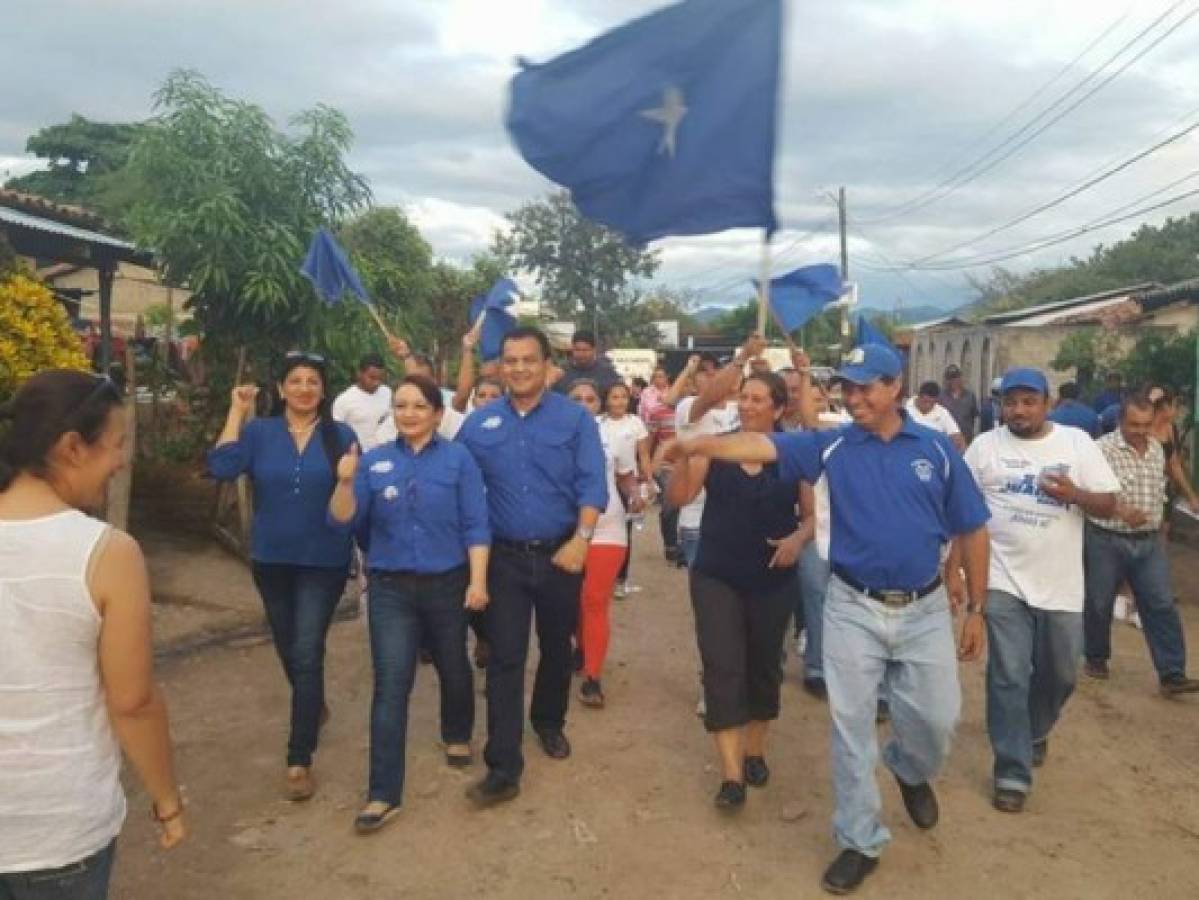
[1088,430,1166,533]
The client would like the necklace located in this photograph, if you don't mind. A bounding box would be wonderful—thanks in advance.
[287,419,318,434]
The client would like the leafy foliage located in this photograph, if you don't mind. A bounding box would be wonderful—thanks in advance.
[0,275,91,401]
[1119,328,1197,401]
[1049,328,1124,391]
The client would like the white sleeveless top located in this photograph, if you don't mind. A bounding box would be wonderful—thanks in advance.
[0,510,127,872]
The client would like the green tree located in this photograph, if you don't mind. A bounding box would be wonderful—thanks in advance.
[340,207,435,340]
[121,70,371,382]
[1119,328,1197,402]
[492,191,659,338]
[1050,328,1123,391]
[4,115,147,216]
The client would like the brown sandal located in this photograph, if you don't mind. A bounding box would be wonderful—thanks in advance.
[286,767,315,801]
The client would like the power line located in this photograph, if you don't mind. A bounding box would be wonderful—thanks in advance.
[864,1,1194,223]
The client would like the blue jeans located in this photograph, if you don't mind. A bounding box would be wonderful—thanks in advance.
[823,576,960,858]
[251,563,348,767]
[1083,525,1187,679]
[799,542,830,680]
[985,590,1081,794]
[367,568,474,805]
[0,841,115,900]
[679,527,701,568]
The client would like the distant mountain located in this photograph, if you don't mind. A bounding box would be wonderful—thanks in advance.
[690,305,733,324]
[858,303,954,326]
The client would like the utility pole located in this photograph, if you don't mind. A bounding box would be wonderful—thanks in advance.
[837,186,851,353]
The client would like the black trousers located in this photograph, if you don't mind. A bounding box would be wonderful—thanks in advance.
[483,543,584,781]
[690,568,794,733]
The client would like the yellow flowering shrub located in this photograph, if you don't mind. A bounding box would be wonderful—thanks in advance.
[0,274,91,401]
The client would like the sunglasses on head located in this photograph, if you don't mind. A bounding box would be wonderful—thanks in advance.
[284,351,326,366]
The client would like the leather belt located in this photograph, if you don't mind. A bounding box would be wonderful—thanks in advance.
[832,566,943,609]
[494,534,572,555]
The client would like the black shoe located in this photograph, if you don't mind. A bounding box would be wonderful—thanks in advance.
[1084,658,1109,680]
[578,677,605,708]
[992,787,1026,813]
[744,755,770,787]
[353,802,400,834]
[445,750,473,768]
[803,677,828,700]
[894,774,938,829]
[664,546,680,563]
[714,780,746,811]
[1160,673,1199,696]
[466,772,519,808]
[535,728,571,760]
[1031,739,1048,768]
[821,849,878,895]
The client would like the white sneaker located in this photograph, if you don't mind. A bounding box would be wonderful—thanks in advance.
[695,694,706,718]
[614,580,628,600]
[796,629,807,657]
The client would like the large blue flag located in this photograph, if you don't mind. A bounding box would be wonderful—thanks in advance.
[856,314,895,351]
[483,276,519,312]
[299,227,370,306]
[507,0,781,244]
[469,296,517,362]
[761,263,843,333]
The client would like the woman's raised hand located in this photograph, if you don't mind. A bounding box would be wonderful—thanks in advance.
[337,443,360,483]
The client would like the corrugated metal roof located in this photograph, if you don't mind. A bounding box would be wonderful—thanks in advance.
[0,204,137,252]
[982,282,1159,325]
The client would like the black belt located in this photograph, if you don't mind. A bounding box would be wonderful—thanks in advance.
[494,534,572,555]
[832,566,943,609]
[370,566,466,580]
[1088,523,1157,541]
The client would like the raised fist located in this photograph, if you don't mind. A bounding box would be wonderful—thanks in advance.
[337,443,360,483]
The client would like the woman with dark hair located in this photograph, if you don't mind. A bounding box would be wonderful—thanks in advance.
[208,351,355,801]
[665,371,807,810]
[330,375,490,833]
[1147,385,1199,534]
[599,380,654,599]
[1,371,186,897]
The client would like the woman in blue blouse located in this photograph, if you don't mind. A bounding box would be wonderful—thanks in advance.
[329,375,490,834]
[209,352,354,802]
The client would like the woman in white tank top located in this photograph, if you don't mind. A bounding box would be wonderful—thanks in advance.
[0,370,186,898]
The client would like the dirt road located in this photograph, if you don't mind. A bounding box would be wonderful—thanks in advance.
[111,523,1199,899]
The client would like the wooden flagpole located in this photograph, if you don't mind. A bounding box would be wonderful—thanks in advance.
[755,231,771,336]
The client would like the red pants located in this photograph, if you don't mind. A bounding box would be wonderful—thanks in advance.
[577,543,627,679]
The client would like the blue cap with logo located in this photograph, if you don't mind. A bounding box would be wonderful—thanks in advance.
[999,367,1049,395]
[835,343,903,385]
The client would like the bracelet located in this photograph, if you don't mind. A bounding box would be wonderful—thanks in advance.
[151,797,185,824]
[965,602,985,617]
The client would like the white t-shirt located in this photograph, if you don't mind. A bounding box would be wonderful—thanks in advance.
[599,414,648,472]
[965,423,1120,612]
[675,396,740,530]
[375,404,464,445]
[595,416,638,546]
[905,399,961,436]
[332,384,393,451]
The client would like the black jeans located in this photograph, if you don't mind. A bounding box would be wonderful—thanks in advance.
[367,568,474,805]
[251,563,347,767]
[655,472,678,552]
[0,841,115,900]
[690,569,795,732]
[484,542,584,782]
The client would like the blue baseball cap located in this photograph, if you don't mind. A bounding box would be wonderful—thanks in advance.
[835,343,903,385]
[999,367,1049,395]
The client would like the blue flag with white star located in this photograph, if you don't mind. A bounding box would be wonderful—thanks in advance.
[507,0,782,245]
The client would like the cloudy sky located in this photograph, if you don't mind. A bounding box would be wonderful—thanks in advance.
[4,0,1199,313]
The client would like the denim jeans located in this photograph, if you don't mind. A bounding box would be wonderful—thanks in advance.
[251,563,348,767]
[985,590,1081,794]
[1083,525,1187,679]
[366,568,474,805]
[799,542,831,680]
[823,576,960,858]
[483,544,584,782]
[0,841,115,900]
[679,527,701,568]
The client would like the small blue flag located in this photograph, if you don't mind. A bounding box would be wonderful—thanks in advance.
[300,227,370,306]
[856,314,895,352]
[483,276,519,311]
[507,0,782,244]
[760,263,843,333]
[469,296,517,362]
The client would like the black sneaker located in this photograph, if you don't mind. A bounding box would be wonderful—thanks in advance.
[1031,739,1048,768]
[744,755,770,787]
[578,677,605,708]
[821,849,878,895]
[1160,673,1199,696]
[894,774,938,829]
[465,772,519,808]
[803,677,828,700]
[535,728,571,760]
[992,787,1026,813]
[714,780,746,811]
[1084,658,1109,680]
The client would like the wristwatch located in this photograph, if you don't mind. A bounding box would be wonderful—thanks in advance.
[575,525,595,542]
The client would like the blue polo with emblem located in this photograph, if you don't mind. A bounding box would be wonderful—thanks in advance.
[770,415,990,591]
[456,390,608,541]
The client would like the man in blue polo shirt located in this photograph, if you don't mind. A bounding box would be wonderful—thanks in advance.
[1047,381,1100,438]
[457,326,608,807]
[677,343,990,896]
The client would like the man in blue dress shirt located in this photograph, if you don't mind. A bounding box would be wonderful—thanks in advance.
[1047,381,1101,438]
[457,326,608,806]
[676,344,991,895]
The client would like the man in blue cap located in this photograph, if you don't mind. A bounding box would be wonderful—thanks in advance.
[962,368,1121,814]
[674,343,991,895]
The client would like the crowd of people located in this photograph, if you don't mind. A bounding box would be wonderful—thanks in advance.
[2,323,1197,897]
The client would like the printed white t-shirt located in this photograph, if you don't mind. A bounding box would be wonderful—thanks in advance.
[595,416,638,546]
[599,414,648,471]
[675,396,740,531]
[904,399,961,437]
[332,384,393,451]
[965,423,1120,612]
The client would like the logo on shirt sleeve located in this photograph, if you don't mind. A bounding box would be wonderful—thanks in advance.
[911,459,934,482]
[481,416,503,430]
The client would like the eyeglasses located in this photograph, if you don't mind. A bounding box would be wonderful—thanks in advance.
[284,351,326,365]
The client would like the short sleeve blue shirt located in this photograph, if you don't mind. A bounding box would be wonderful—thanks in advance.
[456,391,608,541]
[771,415,990,590]
[1048,400,1100,438]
